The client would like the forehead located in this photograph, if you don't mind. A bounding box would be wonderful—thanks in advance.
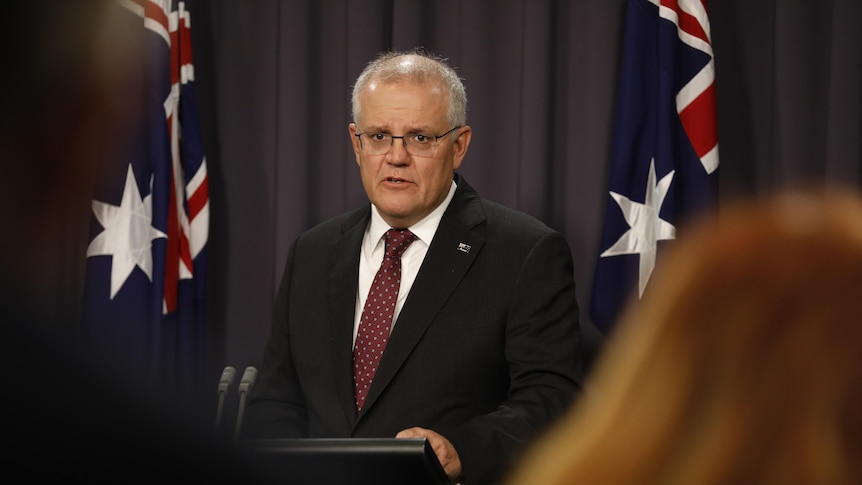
[359,79,448,129]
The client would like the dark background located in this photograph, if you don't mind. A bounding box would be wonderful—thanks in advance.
[22,0,860,426]
[191,0,861,384]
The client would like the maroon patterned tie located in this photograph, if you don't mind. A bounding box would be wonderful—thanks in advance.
[353,228,417,412]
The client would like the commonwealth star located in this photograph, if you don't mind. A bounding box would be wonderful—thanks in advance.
[600,159,676,298]
[87,164,167,299]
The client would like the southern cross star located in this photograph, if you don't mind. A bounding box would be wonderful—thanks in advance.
[600,158,676,298]
[87,164,167,299]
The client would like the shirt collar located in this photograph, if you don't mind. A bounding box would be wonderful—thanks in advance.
[369,179,457,247]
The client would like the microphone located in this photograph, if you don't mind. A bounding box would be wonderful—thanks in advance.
[234,366,258,440]
[214,366,236,435]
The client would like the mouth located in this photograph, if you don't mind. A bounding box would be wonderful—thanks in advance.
[384,177,408,184]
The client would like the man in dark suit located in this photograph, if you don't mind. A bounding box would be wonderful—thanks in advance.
[243,49,583,484]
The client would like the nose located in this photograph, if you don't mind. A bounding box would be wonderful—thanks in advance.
[387,138,411,165]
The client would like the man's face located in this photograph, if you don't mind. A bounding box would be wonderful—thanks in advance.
[349,79,471,229]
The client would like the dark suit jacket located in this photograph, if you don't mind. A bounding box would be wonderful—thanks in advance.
[245,174,583,484]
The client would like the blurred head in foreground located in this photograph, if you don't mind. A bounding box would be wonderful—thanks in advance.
[507,188,862,485]
[0,3,273,481]
[0,0,139,321]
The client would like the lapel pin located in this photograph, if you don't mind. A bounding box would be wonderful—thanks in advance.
[457,242,472,253]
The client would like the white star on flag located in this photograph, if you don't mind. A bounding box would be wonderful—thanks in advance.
[599,159,676,298]
[87,164,167,299]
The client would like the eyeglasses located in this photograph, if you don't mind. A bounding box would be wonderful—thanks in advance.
[354,126,461,157]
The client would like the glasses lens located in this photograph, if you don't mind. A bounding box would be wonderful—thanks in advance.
[363,133,391,155]
[360,133,441,157]
[404,134,435,157]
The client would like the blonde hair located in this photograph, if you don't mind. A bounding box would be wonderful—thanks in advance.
[507,188,862,485]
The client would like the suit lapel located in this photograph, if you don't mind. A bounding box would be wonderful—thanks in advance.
[359,176,486,415]
[328,208,370,425]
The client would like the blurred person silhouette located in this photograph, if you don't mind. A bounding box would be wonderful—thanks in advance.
[0,1,274,481]
[505,188,862,485]
[0,0,131,326]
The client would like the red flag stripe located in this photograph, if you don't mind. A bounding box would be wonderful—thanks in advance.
[178,6,195,82]
[679,83,718,159]
[660,0,710,45]
[657,0,719,174]
[187,181,209,220]
[179,231,194,275]
[162,1,202,313]
[187,163,210,260]
[144,0,169,31]
[170,28,181,86]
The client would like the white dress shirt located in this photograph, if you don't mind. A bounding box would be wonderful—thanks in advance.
[353,180,457,346]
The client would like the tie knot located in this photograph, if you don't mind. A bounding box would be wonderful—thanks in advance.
[384,229,416,260]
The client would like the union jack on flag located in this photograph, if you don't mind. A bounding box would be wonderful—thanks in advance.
[590,0,719,335]
[83,0,209,409]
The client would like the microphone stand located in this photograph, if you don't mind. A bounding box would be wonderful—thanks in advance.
[234,366,258,440]
[214,366,236,436]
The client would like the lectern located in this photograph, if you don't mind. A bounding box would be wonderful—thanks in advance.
[241,437,451,485]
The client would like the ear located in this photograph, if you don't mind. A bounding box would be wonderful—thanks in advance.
[451,125,472,170]
[349,123,362,165]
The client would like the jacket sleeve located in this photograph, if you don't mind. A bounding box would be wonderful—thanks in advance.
[242,239,310,439]
[443,230,583,484]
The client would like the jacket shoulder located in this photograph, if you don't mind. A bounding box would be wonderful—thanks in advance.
[297,206,369,242]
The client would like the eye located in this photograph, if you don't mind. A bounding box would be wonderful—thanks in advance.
[371,133,389,142]
[412,134,431,144]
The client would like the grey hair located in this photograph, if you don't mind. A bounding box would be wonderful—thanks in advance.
[351,48,467,131]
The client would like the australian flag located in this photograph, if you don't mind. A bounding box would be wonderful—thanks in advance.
[83,0,209,413]
[590,0,719,335]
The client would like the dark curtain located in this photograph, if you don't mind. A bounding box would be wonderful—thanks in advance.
[188,0,861,398]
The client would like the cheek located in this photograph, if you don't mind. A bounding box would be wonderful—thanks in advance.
[416,158,443,177]
[424,160,454,185]
[357,156,376,173]
[358,158,386,186]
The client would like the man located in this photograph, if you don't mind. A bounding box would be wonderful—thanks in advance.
[244,49,583,484]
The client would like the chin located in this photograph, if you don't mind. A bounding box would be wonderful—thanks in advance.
[376,204,415,224]
[375,195,412,211]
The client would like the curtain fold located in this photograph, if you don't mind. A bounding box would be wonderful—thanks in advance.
[191,0,862,374]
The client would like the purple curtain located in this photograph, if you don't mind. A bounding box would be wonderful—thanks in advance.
[189,0,862,391]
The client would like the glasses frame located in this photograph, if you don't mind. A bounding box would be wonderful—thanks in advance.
[354,126,462,156]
